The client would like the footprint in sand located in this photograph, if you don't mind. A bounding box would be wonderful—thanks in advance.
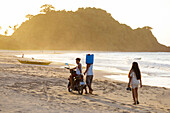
[81,101,87,103]
[122,111,130,113]
[90,99,97,102]
[48,96,55,101]
[112,101,116,104]
[120,103,126,105]
[58,94,62,96]
[92,93,98,96]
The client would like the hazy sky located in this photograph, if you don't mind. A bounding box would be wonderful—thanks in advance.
[0,0,170,46]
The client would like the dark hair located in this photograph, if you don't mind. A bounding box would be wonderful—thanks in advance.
[132,62,141,80]
[76,58,81,61]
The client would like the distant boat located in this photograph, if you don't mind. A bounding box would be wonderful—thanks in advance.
[134,58,142,60]
[17,59,52,65]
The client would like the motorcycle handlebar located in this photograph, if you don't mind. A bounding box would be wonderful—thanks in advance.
[65,67,70,69]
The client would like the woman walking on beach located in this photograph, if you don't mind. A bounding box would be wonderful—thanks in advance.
[128,62,142,105]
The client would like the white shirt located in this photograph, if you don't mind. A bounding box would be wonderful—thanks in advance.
[130,70,139,85]
[87,64,93,76]
[76,63,83,75]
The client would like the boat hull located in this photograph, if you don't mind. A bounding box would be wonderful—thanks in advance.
[17,59,51,65]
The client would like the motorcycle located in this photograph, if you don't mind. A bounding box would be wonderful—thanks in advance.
[65,63,86,95]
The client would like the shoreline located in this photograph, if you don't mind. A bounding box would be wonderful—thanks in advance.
[14,50,170,89]
[3,50,169,89]
[0,51,170,113]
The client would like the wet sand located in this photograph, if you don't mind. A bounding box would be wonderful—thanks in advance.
[0,51,170,113]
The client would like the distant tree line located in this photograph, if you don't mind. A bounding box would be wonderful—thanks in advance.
[1,4,55,36]
[0,4,153,37]
[25,4,56,20]
[0,25,18,36]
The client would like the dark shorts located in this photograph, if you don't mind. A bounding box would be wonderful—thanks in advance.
[86,75,93,86]
[72,74,77,77]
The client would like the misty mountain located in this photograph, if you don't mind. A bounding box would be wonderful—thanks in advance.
[0,7,170,51]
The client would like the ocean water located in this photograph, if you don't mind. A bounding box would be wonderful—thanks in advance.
[17,51,170,88]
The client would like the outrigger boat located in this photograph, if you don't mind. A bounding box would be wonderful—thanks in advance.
[17,59,52,65]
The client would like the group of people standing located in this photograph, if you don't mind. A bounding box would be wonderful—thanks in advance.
[71,57,94,94]
[71,56,142,105]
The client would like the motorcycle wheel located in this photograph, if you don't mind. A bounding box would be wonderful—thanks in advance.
[68,82,72,92]
[78,86,83,95]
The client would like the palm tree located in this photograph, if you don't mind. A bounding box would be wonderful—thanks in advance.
[40,4,55,14]
[25,14,34,20]
[13,24,18,32]
[4,29,8,35]
[143,26,153,30]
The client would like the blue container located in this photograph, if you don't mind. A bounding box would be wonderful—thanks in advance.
[86,54,94,64]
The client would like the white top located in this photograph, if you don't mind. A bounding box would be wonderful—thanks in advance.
[130,70,139,85]
[87,64,93,76]
[76,63,83,75]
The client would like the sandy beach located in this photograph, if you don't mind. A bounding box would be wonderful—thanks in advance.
[0,51,170,113]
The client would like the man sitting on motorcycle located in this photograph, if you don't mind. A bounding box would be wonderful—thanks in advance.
[70,58,87,92]
[70,58,83,88]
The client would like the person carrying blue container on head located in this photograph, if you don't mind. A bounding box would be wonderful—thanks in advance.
[84,54,94,94]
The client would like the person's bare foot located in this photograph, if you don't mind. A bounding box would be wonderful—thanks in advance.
[89,90,93,94]
[133,102,137,105]
[133,103,136,105]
